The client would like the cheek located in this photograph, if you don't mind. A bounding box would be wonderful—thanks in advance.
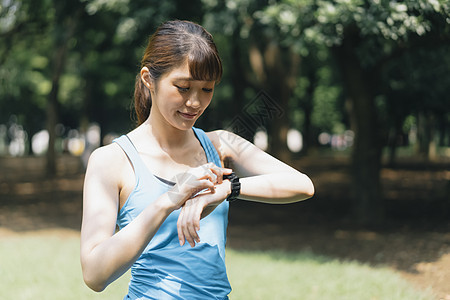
[202,94,213,106]
[162,89,185,106]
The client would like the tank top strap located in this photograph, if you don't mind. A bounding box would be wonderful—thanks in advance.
[192,127,221,168]
[113,129,220,178]
[113,135,148,178]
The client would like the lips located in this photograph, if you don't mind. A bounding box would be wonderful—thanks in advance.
[178,111,198,119]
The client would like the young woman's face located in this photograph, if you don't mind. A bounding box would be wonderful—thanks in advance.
[147,61,215,131]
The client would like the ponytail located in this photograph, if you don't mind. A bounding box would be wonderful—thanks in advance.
[134,73,151,125]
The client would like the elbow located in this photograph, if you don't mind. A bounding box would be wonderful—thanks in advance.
[82,264,107,292]
[273,174,315,204]
[83,274,107,293]
[305,178,315,199]
[296,175,315,201]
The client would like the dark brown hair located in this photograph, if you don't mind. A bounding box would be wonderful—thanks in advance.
[134,20,223,125]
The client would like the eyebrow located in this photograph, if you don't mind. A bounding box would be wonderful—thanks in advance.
[173,77,194,81]
[173,77,215,83]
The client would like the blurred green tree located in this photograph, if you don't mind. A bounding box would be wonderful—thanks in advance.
[1,0,449,224]
[1,0,205,174]
[255,0,450,224]
[202,0,307,162]
[383,44,450,164]
[1,0,54,163]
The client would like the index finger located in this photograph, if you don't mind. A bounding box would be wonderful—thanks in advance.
[211,167,232,184]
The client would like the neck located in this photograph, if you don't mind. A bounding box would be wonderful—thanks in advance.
[143,111,193,150]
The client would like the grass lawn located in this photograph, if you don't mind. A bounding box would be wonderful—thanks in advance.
[226,250,434,300]
[1,232,130,299]
[0,232,434,300]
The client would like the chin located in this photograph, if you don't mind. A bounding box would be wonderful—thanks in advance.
[176,118,200,130]
[172,121,196,131]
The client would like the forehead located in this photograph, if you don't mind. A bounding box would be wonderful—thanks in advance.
[165,60,190,79]
[164,61,215,83]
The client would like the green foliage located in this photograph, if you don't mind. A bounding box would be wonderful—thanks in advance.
[312,85,344,133]
[0,0,52,134]
[0,0,449,156]
[252,0,450,69]
[1,0,208,137]
[256,0,450,41]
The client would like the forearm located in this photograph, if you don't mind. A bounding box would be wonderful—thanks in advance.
[81,195,173,292]
[239,172,314,204]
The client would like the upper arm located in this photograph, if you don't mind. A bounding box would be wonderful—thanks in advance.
[80,145,123,260]
[207,130,299,177]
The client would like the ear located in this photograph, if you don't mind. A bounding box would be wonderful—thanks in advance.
[140,67,153,91]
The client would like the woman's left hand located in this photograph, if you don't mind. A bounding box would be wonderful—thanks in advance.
[176,180,231,247]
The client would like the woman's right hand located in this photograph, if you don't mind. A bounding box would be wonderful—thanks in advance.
[165,163,232,210]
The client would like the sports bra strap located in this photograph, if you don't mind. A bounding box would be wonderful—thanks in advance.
[192,127,221,167]
[113,128,221,183]
[113,135,148,179]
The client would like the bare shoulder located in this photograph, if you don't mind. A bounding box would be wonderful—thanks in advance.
[206,130,254,162]
[205,130,224,150]
[205,130,225,164]
[87,142,124,169]
[85,142,127,183]
[205,130,233,156]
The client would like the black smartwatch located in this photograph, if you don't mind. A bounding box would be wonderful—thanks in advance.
[223,172,240,202]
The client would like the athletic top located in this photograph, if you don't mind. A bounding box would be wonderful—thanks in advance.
[113,127,231,299]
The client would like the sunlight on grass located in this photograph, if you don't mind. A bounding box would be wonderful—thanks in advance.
[0,233,130,300]
[0,233,434,300]
[226,249,434,300]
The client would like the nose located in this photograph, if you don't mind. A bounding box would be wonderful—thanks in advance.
[185,94,201,108]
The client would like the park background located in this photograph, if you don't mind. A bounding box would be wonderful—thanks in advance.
[0,0,449,299]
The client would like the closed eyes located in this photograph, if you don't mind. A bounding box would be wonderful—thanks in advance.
[175,85,190,92]
[175,85,213,93]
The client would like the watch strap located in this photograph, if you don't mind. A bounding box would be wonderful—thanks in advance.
[223,172,240,202]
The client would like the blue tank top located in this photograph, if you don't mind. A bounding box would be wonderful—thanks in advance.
[114,127,231,299]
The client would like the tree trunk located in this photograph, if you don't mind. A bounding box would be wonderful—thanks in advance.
[416,111,439,160]
[267,74,291,163]
[387,117,403,167]
[248,40,299,163]
[427,113,438,161]
[45,2,80,176]
[301,70,317,155]
[45,42,68,176]
[270,113,290,163]
[334,33,384,225]
[230,27,254,141]
[416,112,429,157]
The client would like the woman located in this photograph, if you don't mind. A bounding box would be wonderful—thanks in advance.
[80,20,314,299]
